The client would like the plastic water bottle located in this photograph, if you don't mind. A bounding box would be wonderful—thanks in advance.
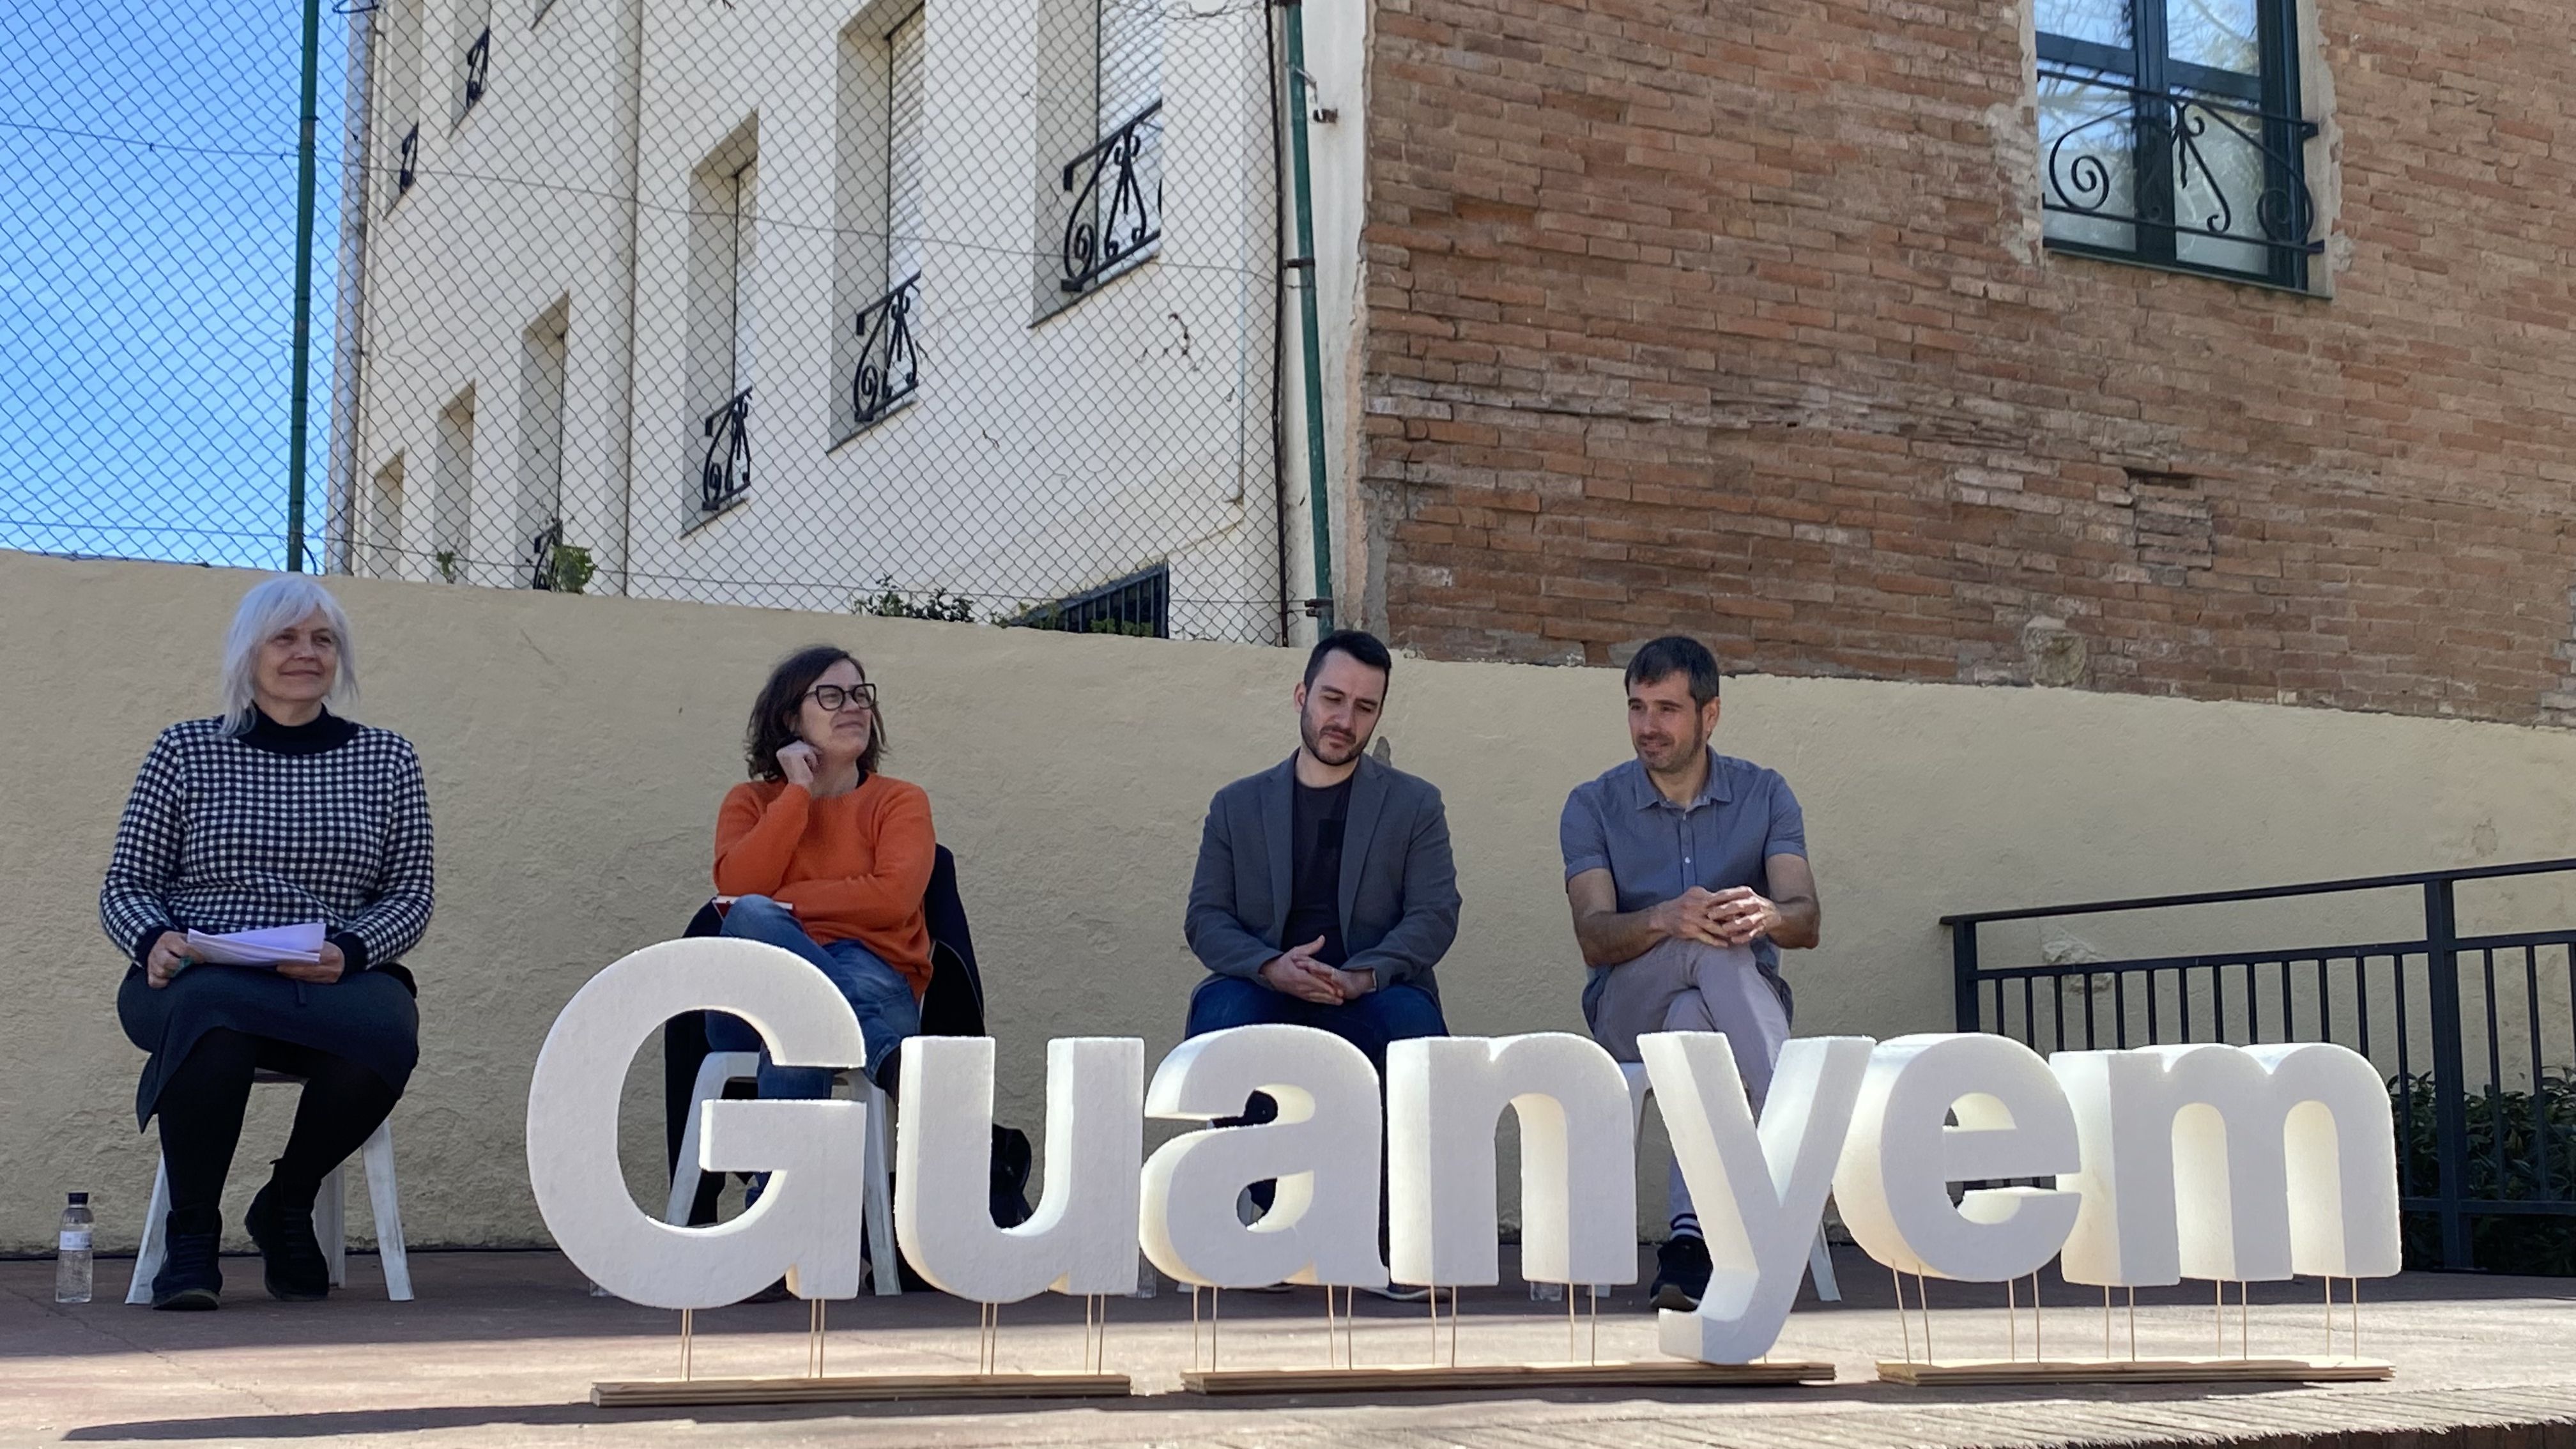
[1528,1279,1565,1303]
[56,1193,93,1304]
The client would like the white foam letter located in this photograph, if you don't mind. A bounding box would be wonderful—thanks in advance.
[2052,1041,2400,1285]
[1138,1025,1387,1289]
[526,938,870,1308]
[1834,1033,2082,1284]
[894,1036,1144,1301]
[1386,1033,1637,1289]
[1646,1033,1874,1364]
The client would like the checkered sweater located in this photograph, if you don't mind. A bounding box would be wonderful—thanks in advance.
[98,716,436,974]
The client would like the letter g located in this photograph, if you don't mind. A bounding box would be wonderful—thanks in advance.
[526,938,870,1307]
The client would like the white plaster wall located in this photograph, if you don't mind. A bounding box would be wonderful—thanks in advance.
[343,0,1282,636]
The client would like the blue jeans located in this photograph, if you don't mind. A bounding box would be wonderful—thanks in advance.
[1184,974,1448,1069]
[703,896,919,1098]
[1184,972,1444,1216]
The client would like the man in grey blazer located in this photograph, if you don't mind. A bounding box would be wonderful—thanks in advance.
[1183,630,1459,1064]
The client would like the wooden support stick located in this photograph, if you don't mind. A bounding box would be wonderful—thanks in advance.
[1895,1269,1914,1364]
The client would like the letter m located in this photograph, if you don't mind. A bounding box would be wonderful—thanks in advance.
[2051,1042,2400,1286]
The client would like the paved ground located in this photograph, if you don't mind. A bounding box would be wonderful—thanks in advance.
[7,1248,2575,1448]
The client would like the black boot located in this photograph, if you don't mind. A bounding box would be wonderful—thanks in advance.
[245,1183,331,1302]
[151,1208,223,1311]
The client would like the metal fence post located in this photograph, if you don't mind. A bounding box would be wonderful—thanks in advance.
[2423,878,2472,1269]
[1951,921,1981,1034]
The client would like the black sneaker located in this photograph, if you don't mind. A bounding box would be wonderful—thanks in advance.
[150,1209,222,1311]
[245,1184,331,1302]
[1648,1234,1712,1311]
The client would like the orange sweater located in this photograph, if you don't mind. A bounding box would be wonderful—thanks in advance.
[712,774,937,994]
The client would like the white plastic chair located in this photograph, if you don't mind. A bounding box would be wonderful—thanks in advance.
[127,1070,411,1304]
[664,1050,900,1296]
[1618,1060,1839,1302]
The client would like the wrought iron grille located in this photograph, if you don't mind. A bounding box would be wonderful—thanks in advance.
[397,123,419,194]
[464,27,491,112]
[528,516,563,590]
[1060,100,1162,295]
[2037,0,2313,288]
[1948,857,2576,1272]
[699,387,751,513]
[2039,70,2319,274]
[1011,562,1170,636]
[850,273,920,432]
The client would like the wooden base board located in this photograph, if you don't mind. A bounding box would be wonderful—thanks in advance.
[1182,1360,1836,1395]
[590,1370,1133,1408]
[1876,1356,2392,1388]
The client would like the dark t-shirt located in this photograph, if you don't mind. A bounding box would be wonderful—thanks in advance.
[1280,777,1354,968]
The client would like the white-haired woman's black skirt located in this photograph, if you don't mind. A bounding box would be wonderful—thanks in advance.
[118,963,420,1128]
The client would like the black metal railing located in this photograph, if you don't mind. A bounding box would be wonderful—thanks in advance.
[1009,562,1170,637]
[2039,68,2320,272]
[463,27,491,112]
[1948,857,2576,1271]
[1059,100,1162,295]
[527,516,562,590]
[699,387,751,512]
[850,273,920,431]
[397,123,420,194]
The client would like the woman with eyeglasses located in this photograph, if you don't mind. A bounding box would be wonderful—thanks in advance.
[707,646,933,1105]
[101,576,434,1310]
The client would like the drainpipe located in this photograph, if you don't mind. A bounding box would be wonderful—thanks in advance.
[325,0,378,576]
[1278,0,1333,632]
[613,0,646,595]
[286,0,326,571]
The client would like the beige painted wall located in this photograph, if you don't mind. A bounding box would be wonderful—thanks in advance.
[7,550,2576,1254]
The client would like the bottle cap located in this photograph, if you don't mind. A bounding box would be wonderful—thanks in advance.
[68,1192,88,1205]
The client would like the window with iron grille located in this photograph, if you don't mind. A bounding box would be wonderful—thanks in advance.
[518,303,569,589]
[454,0,493,125]
[379,0,425,211]
[2035,0,2320,289]
[688,135,758,517]
[1057,0,1162,296]
[839,5,922,433]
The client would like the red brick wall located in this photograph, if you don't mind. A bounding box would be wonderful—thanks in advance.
[1358,0,2576,724]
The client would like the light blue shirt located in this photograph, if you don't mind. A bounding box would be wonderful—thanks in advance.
[1560,748,1807,1017]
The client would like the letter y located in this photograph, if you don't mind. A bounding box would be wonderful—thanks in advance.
[1643,1033,1873,1364]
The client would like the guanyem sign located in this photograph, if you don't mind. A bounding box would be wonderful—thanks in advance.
[526,940,2402,1365]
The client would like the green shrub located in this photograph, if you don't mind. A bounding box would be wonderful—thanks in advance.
[1005,602,1153,636]
[854,576,978,622]
[2391,1071,2576,1274]
[548,545,595,595]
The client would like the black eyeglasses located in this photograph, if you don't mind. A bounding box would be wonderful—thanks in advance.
[804,682,877,712]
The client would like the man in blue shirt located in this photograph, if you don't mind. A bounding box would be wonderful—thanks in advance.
[1559,636,1821,1311]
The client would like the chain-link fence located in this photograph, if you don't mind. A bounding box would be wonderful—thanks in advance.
[5,0,1294,643]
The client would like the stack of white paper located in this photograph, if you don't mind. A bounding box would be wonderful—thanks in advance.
[182,923,326,967]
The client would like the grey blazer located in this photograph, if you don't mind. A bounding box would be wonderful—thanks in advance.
[1184,753,1462,1000]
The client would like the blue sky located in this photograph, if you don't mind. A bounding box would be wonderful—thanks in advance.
[1,0,349,569]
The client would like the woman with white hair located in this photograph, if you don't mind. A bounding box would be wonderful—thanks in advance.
[100,576,434,1311]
